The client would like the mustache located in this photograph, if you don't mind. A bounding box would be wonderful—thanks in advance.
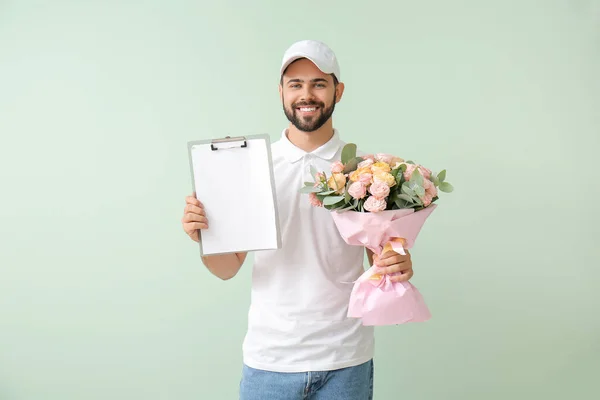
[292,101,324,108]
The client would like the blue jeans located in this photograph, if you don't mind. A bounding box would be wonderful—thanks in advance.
[239,360,374,400]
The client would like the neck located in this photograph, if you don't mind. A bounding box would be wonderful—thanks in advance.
[286,120,334,152]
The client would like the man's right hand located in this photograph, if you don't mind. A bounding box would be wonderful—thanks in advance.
[182,193,208,242]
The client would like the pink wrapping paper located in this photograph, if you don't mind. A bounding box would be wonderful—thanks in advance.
[330,204,437,326]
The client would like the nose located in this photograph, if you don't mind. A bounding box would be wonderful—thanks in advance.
[300,86,316,102]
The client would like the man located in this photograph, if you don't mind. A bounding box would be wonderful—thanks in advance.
[181,40,414,399]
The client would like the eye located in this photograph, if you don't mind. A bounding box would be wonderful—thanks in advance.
[315,83,326,88]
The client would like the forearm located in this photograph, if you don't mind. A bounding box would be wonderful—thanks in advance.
[201,252,247,280]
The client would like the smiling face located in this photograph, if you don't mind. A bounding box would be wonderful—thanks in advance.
[279,58,344,132]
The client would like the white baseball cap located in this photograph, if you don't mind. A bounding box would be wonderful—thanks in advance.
[280,40,341,80]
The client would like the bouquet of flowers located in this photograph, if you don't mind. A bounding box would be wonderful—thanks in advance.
[299,143,453,326]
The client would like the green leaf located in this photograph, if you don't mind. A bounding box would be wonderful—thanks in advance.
[402,184,416,197]
[414,185,425,197]
[398,194,415,203]
[344,188,352,203]
[395,199,415,209]
[439,181,454,193]
[320,190,337,195]
[299,186,321,193]
[341,143,357,164]
[437,169,446,182]
[323,195,345,206]
[410,168,424,186]
[405,160,415,165]
[343,157,363,174]
[431,174,440,187]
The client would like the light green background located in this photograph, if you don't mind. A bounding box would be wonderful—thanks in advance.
[1,1,598,399]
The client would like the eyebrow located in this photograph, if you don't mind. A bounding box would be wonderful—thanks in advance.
[286,78,329,84]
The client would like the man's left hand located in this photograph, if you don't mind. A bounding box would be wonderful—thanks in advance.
[373,249,413,283]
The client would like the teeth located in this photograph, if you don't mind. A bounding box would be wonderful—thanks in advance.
[300,107,316,112]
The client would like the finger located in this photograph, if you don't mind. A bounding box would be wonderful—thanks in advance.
[184,221,208,231]
[184,204,205,216]
[390,269,414,282]
[376,256,408,268]
[182,213,208,224]
[185,195,202,207]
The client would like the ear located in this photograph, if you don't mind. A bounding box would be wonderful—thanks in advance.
[334,82,345,104]
[278,84,283,102]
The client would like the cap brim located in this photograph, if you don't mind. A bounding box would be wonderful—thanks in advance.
[280,53,335,77]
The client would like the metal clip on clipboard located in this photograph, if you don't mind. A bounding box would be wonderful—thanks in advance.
[210,136,248,151]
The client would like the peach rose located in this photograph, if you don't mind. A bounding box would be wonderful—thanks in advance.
[349,167,372,182]
[331,161,344,174]
[373,171,396,187]
[348,181,367,199]
[371,162,391,174]
[328,172,347,193]
[364,196,387,212]
[369,181,390,199]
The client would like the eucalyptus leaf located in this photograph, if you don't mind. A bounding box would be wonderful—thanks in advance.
[320,190,337,195]
[395,199,412,209]
[323,195,345,206]
[439,182,454,193]
[402,184,415,197]
[299,186,321,193]
[341,143,357,164]
[432,174,440,186]
[344,189,351,203]
[414,185,425,197]
[398,194,415,203]
[410,168,424,186]
[343,157,363,174]
[438,169,446,182]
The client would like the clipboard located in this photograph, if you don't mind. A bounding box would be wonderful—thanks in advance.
[187,134,282,256]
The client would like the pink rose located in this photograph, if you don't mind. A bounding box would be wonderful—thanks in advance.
[309,192,322,207]
[423,178,437,197]
[358,172,372,184]
[348,181,367,199]
[402,163,417,181]
[357,158,374,169]
[368,181,390,199]
[419,166,432,179]
[331,161,344,174]
[402,163,432,181]
[364,196,387,212]
[362,154,375,162]
[422,193,433,207]
[375,153,395,164]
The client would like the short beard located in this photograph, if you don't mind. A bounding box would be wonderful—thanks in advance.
[282,92,336,132]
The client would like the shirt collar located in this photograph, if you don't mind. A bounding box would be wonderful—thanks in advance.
[279,128,342,163]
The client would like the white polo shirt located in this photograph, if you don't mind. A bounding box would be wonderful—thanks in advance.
[242,129,374,373]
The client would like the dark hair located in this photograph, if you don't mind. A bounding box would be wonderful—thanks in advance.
[280,58,339,86]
